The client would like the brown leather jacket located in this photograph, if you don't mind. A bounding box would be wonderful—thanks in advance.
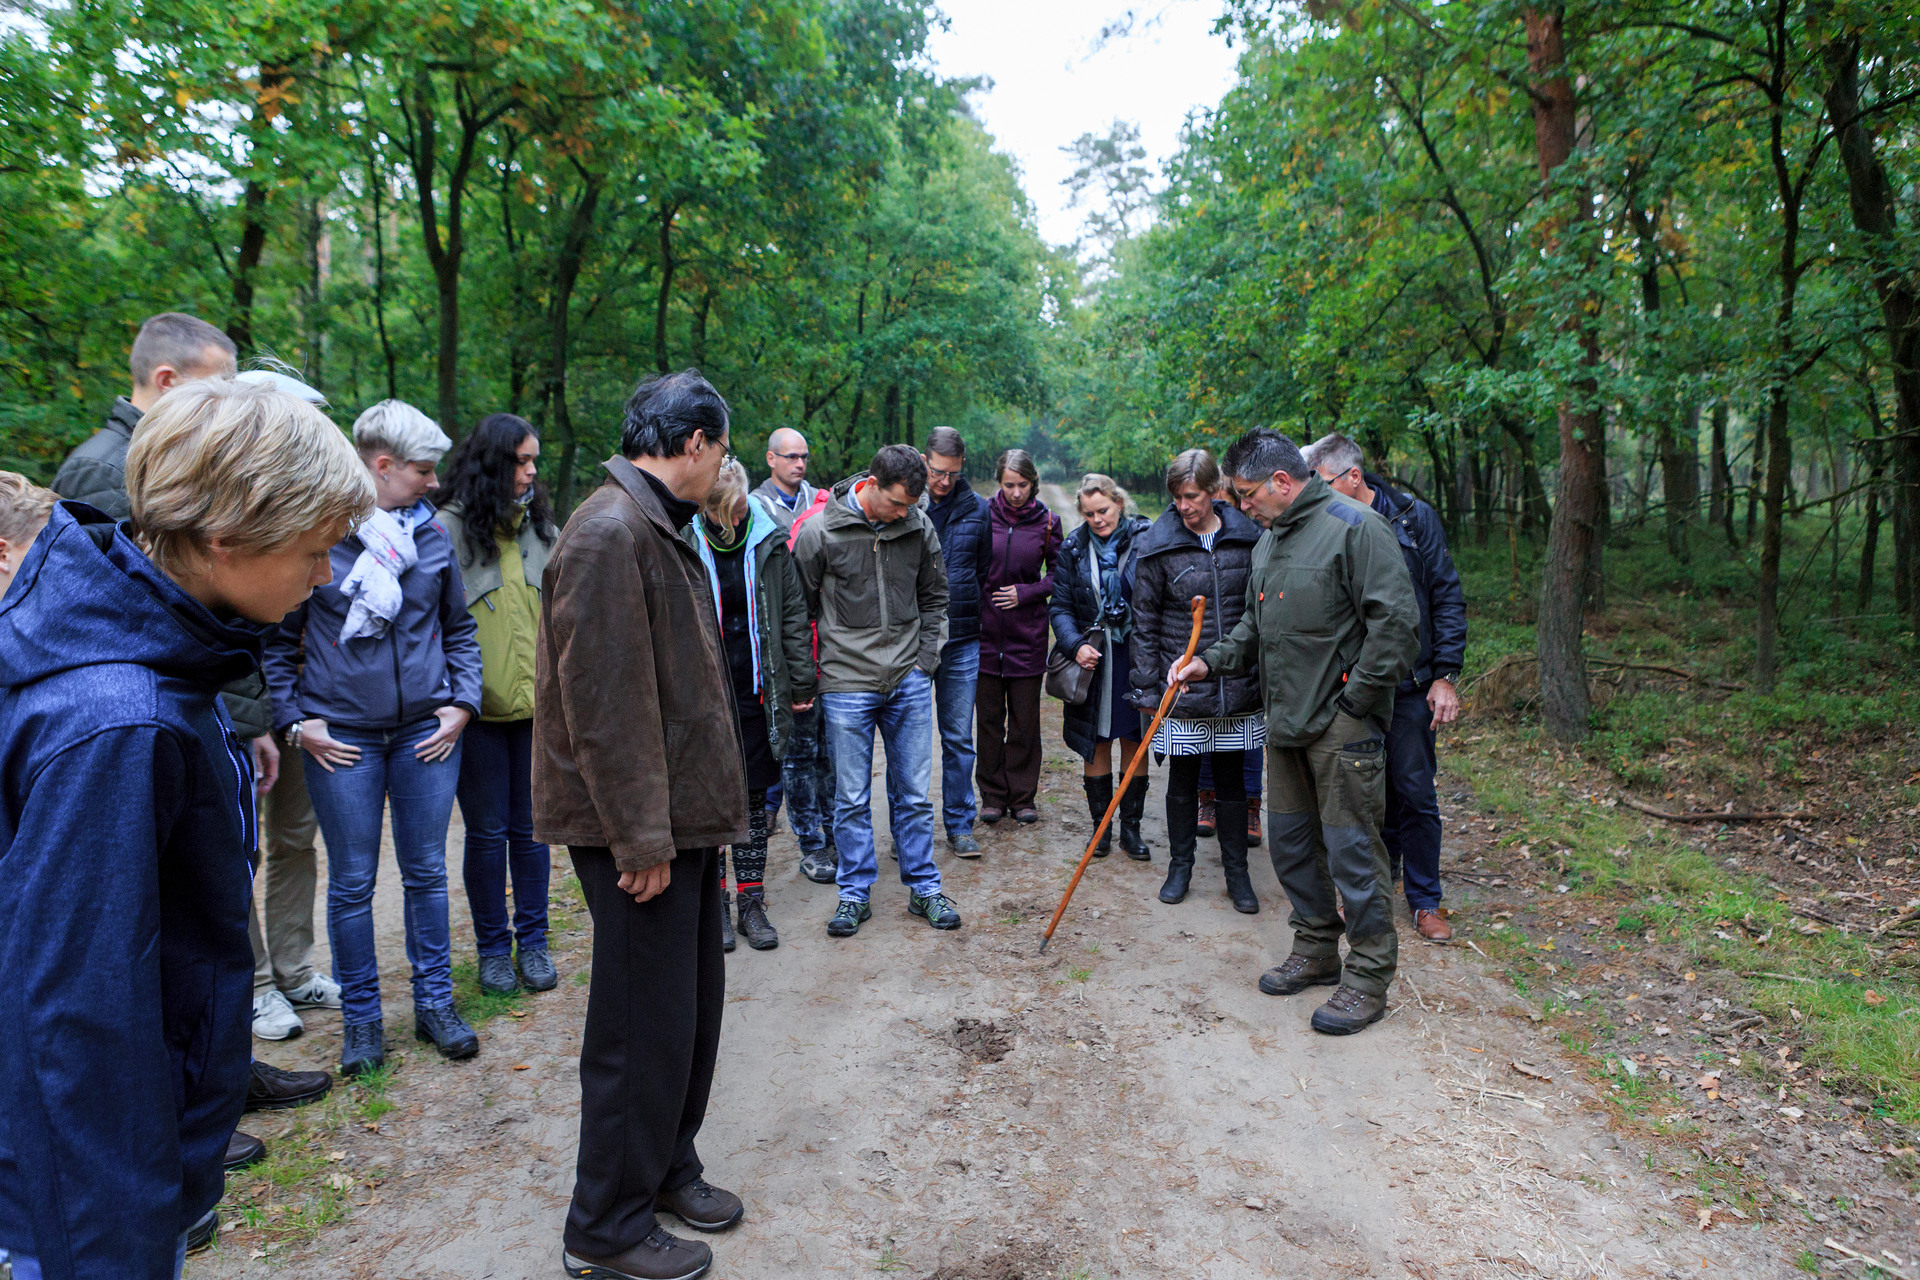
[532,458,748,871]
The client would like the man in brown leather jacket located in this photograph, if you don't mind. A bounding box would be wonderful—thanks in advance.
[534,369,749,1280]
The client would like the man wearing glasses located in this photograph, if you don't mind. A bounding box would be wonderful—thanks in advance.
[1169,428,1418,1037]
[753,428,816,532]
[920,426,991,856]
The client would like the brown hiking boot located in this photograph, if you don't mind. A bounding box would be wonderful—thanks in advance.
[1414,908,1452,943]
[1257,952,1342,996]
[1247,809,1262,846]
[1196,790,1216,838]
[1310,984,1388,1035]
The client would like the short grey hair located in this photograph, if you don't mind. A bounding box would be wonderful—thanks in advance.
[1304,432,1365,478]
[352,399,451,465]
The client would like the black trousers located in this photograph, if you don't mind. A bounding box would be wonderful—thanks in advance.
[565,845,725,1256]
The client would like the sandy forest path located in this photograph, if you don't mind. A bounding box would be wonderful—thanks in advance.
[196,706,1796,1279]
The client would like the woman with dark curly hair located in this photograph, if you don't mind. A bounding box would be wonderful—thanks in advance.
[437,413,560,997]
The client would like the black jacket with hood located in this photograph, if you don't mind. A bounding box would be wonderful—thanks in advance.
[1129,501,1264,721]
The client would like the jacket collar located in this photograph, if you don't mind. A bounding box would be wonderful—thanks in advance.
[1137,500,1261,558]
[1365,471,1411,520]
[826,473,929,541]
[107,396,141,437]
[1272,473,1335,533]
[603,456,698,540]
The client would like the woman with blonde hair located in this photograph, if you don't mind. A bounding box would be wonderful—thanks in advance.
[0,378,372,1275]
[1050,473,1154,856]
[685,457,814,951]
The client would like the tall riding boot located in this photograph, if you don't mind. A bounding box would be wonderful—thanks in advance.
[1082,774,1114,857]
[1216,794,1259,914]
[1160,789,1196,903]
[1119,775,1151,861]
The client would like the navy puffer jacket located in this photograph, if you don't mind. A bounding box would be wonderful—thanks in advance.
[925,483,991,644]
[1366,473,1467,690]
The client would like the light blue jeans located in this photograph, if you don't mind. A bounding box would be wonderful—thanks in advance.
[822,670,941,903]
[934,638,979,838]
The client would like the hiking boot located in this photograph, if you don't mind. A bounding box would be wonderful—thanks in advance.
[948,832,982,857]
[1247,808,1262,847]
[564,1226,713,1280]
[340,1021,386,1077]
[1414,908,1453,943]
[1258,952,1343,996]
[909,891,962,930]
[1082,774,1114,857]
[414,1003,479,1061]
[737,892,779,950]
[1310,984,1388,1035]
[186,1209,219,1254]
[827,899,872,937]
[799,846,839,884]
[478,953,520,996]
[658,1177,745,1232]
[1013,806,1039,825]
[252,988,304,1041]
[721,895,736,952]
[518,947,559,991]
[283,972,343,1009]
[1119,775,1151,860]
[1196,789,1216,838]
[246,1059,331,1111]
[224,1130,266,1172]
[979,806,1005,824]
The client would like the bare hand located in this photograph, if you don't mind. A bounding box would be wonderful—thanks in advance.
[1169,656,1209,689]
[991,585,1021,610]
[792,699,815,713]
[1428,677,1462,727]
[413,704,472,763]
[1075,644,1101,671]
[617,863,672,903]
[300,719,362,774]
[250,734,280,795]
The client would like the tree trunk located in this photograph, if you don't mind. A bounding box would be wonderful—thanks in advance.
[1860,442,1885,612]
[653,202,678,375]
[543,174,605,520]
[1708,400,1731,534]
[228,178,268,355]
[1528,4,1601,743]
[691,287,713,369]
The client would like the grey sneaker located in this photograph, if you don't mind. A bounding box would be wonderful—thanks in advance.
[908,891,962,930]
[477,954,519,996]
[799,847,838,884]
[826,899,872,937]
[517,948,559,991]
[1310,984,1388,1035]
[948,833,981,857]
[251,988,304,1041]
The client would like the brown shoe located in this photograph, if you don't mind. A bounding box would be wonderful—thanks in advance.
[1310,984,1387,1035]
[1414,908,1452,943]
[1246,809,1262,846]
[1196,790,1216,838]
[564,1226,712,1279]
[1257,952,1342,996]
[658,1178,744,1232]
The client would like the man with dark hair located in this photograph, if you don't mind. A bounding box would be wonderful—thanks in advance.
[54,312,239,520]
[921,426,991,855]
[1172,427,1419,1035]
[536,368,750,1280]
[793,443,961,937]
[1305,433,1466,943]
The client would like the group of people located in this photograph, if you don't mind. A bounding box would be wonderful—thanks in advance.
[0,307,1464,1280]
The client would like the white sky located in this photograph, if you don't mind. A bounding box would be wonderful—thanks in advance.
[924,0,1242,249]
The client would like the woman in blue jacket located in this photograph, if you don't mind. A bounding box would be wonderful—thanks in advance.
[264,400,484,1077]
[0,378,373,1279]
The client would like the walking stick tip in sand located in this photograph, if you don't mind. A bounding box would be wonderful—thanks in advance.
[1040,595,1205,952]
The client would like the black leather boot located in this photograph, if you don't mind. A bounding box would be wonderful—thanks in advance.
[1160,788,1196,903]
[1119,774,1151,860]
[1216,794,1259,914]
[1082,774,1114,857]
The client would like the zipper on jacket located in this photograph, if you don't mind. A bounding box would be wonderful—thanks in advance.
[1208,550,1225,717]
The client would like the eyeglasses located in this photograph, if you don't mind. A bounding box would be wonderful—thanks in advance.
[927,463,965,480]
[1231,477,1270,505]
[771,450,810,462]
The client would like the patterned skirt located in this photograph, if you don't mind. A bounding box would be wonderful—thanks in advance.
[1151,713,1267,757]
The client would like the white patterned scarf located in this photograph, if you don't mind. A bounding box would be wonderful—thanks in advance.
[337,504,421,642]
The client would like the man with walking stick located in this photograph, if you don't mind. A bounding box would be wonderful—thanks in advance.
[1169,429,1419,1036]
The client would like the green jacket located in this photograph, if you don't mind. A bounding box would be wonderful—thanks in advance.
[437,501,552,722]
[1201,474,1420,748]
[792,473,949,694]
[681,497,816,759]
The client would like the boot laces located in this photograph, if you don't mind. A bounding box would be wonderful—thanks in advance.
[1326,985,1368,1011]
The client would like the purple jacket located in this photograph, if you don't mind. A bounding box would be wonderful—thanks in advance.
[979,491,1063,678]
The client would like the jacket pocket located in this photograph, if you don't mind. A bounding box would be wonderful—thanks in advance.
[1269,564,1338,636]
[828,540,882,628]
[882,540,918,628]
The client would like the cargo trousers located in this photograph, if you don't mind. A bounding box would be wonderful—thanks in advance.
[1265,708,1397,995]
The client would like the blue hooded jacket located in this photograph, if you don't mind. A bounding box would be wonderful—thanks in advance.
[0,503,260,1280]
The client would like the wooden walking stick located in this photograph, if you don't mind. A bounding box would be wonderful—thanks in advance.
[1040,595,1206,953]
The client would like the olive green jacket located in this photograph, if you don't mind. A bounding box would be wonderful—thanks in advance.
[681,497,816,759]
[1200,474,1420,748]
[437,502,552,722]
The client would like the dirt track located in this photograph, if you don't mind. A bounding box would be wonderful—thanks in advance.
[196,708,1797,1279]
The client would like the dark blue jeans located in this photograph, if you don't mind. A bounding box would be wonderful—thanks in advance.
[934,638,979,837]
[456,718,550,957]
[304,716,461,1026]
[781,703,836,854]
[1383,684,1443,911]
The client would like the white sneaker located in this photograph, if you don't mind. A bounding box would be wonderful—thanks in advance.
[252,989,304,1041]
[284,973,343,1010]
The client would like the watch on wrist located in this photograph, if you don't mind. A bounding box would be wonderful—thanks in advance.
[285,722,303,750]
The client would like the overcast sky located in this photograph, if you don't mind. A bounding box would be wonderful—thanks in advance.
[924,0,1242,249]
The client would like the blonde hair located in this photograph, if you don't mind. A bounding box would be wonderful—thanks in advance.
[1075,472,1128,515]
[702,458,751,528]
[0,471,58,546]
[126,378,375,576]
[352,398,451,465]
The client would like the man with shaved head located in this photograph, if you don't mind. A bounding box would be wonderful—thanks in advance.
[753,427,817,532]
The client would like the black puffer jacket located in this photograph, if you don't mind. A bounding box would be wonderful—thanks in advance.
[1129,501,1264,720]
[925,482,990,643]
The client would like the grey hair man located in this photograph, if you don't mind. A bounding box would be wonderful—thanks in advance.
[1303,433,1466,945]
[54,312,239,520]
[1170,428,1418,1035]
[752,427,817,531]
